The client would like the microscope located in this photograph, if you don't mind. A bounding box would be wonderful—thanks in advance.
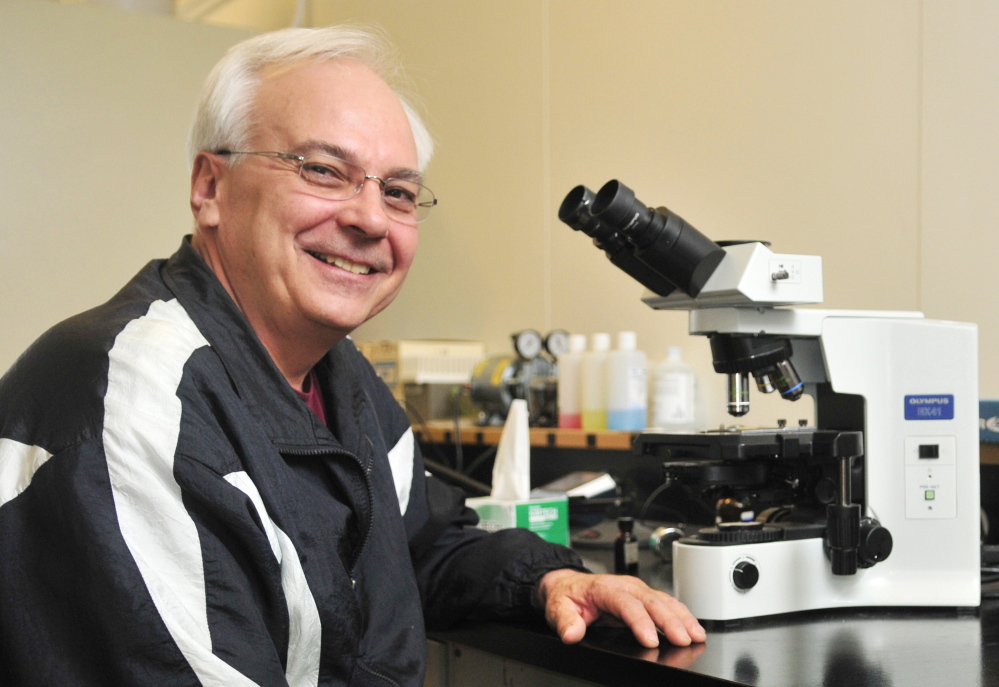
[560,181,981,621]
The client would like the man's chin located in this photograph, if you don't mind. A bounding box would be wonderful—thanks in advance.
[306,290,399,339]
[310,307,378,340]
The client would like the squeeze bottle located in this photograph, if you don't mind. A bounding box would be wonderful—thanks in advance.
[652,346,697,430]
[606,331,647,431]
[556,334,587,429]
[581,333,610,430]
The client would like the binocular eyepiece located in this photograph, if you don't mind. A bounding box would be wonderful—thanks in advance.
[558,180,726,298]
[558,185,677,297]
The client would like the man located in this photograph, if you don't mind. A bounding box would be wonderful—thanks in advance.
[0,26,703,686]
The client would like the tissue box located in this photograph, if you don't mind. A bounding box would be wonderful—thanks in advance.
[467,495,569,546]
[981,400,999,444]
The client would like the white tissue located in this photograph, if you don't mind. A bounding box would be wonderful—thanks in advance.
[490,399,531,500]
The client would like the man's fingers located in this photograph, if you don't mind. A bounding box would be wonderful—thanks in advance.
[538,570,706,649]
[586,576,704,647]
[557,613,588,644]
[546,594,588,644]
[606,588,664,647]
[645,591,706,645]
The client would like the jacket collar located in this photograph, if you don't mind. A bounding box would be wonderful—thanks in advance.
[160,237,360,453]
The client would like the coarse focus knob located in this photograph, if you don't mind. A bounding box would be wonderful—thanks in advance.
[857,519,893,568]
[732,560,759,590]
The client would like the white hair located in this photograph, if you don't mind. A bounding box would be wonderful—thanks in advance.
[187,25,434,171]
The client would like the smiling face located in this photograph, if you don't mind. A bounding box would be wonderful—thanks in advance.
[189,59,420,385]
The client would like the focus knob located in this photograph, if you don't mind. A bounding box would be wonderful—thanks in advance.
[732,560,759,590]
[857,518,893,568]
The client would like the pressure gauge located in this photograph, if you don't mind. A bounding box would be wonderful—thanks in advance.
[544,329,570,358]
[512,329,543,360]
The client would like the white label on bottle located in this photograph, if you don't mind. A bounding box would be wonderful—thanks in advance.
[655,372,694,424]
[625,540,639,565]
[625,366,647,407]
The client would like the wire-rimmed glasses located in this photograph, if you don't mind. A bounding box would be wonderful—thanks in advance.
[217,150,437,224]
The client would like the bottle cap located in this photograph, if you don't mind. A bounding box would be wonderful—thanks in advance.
[568,334,587,353]
[591,333,611,352]
[617,331,637,351]
[667,346,683,361]
[618,516,635,532]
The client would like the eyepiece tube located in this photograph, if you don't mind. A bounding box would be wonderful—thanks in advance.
[558,186,676,297]
[558,185,608,238]
[591,180,726,297]
[590,181,643,232]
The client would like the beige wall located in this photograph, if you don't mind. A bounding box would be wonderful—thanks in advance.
[327,0,999,427]
[3,0,997,428]
[0,0,250,370]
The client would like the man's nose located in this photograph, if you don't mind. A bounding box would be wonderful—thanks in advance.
[342,179,392,238]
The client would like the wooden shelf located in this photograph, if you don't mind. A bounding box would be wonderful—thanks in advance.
[415,420,639,451]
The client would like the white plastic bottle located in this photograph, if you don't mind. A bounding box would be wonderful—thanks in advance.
[557,334,587,429]
[606,331,648,431]
[652,346,697,431]
[581,333,611,430]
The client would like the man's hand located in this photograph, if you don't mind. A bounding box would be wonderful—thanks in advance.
[536,569,706,648]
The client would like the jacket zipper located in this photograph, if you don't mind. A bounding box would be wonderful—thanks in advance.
[284,444,396,686]
[353,436,377,577]
[356,661,403,687]
[279,445,375,572]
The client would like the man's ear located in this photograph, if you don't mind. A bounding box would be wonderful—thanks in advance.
[190,152,222,230]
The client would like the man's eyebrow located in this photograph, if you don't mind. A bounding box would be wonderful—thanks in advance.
[295,139,424,184]
[387,168,424,184]
[295,139,353,161]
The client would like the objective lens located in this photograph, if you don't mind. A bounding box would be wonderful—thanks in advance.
[727,372,750,417]
[755,373,777,394]
[766,359,804,401]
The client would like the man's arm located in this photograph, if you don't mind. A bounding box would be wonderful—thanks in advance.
[400,441,704,645]
[349,344,704,646]
[407,473,586,628]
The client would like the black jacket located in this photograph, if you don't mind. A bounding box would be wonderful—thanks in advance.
[0,239,583,687]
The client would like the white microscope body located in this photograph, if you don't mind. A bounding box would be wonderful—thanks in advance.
[644,242,981,621]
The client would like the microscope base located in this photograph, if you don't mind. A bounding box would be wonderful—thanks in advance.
[673,537,980,621]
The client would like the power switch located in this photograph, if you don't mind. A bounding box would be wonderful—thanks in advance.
[905,436,957,519]
[919,444,940,459]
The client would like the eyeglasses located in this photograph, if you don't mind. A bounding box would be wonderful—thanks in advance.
[216,150,437,223]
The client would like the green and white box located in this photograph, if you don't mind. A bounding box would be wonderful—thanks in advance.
[466,495,569,546]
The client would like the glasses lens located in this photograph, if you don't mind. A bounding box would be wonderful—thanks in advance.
[298,155,363,197]
[298,154,436,223]
[383,180,436,223]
